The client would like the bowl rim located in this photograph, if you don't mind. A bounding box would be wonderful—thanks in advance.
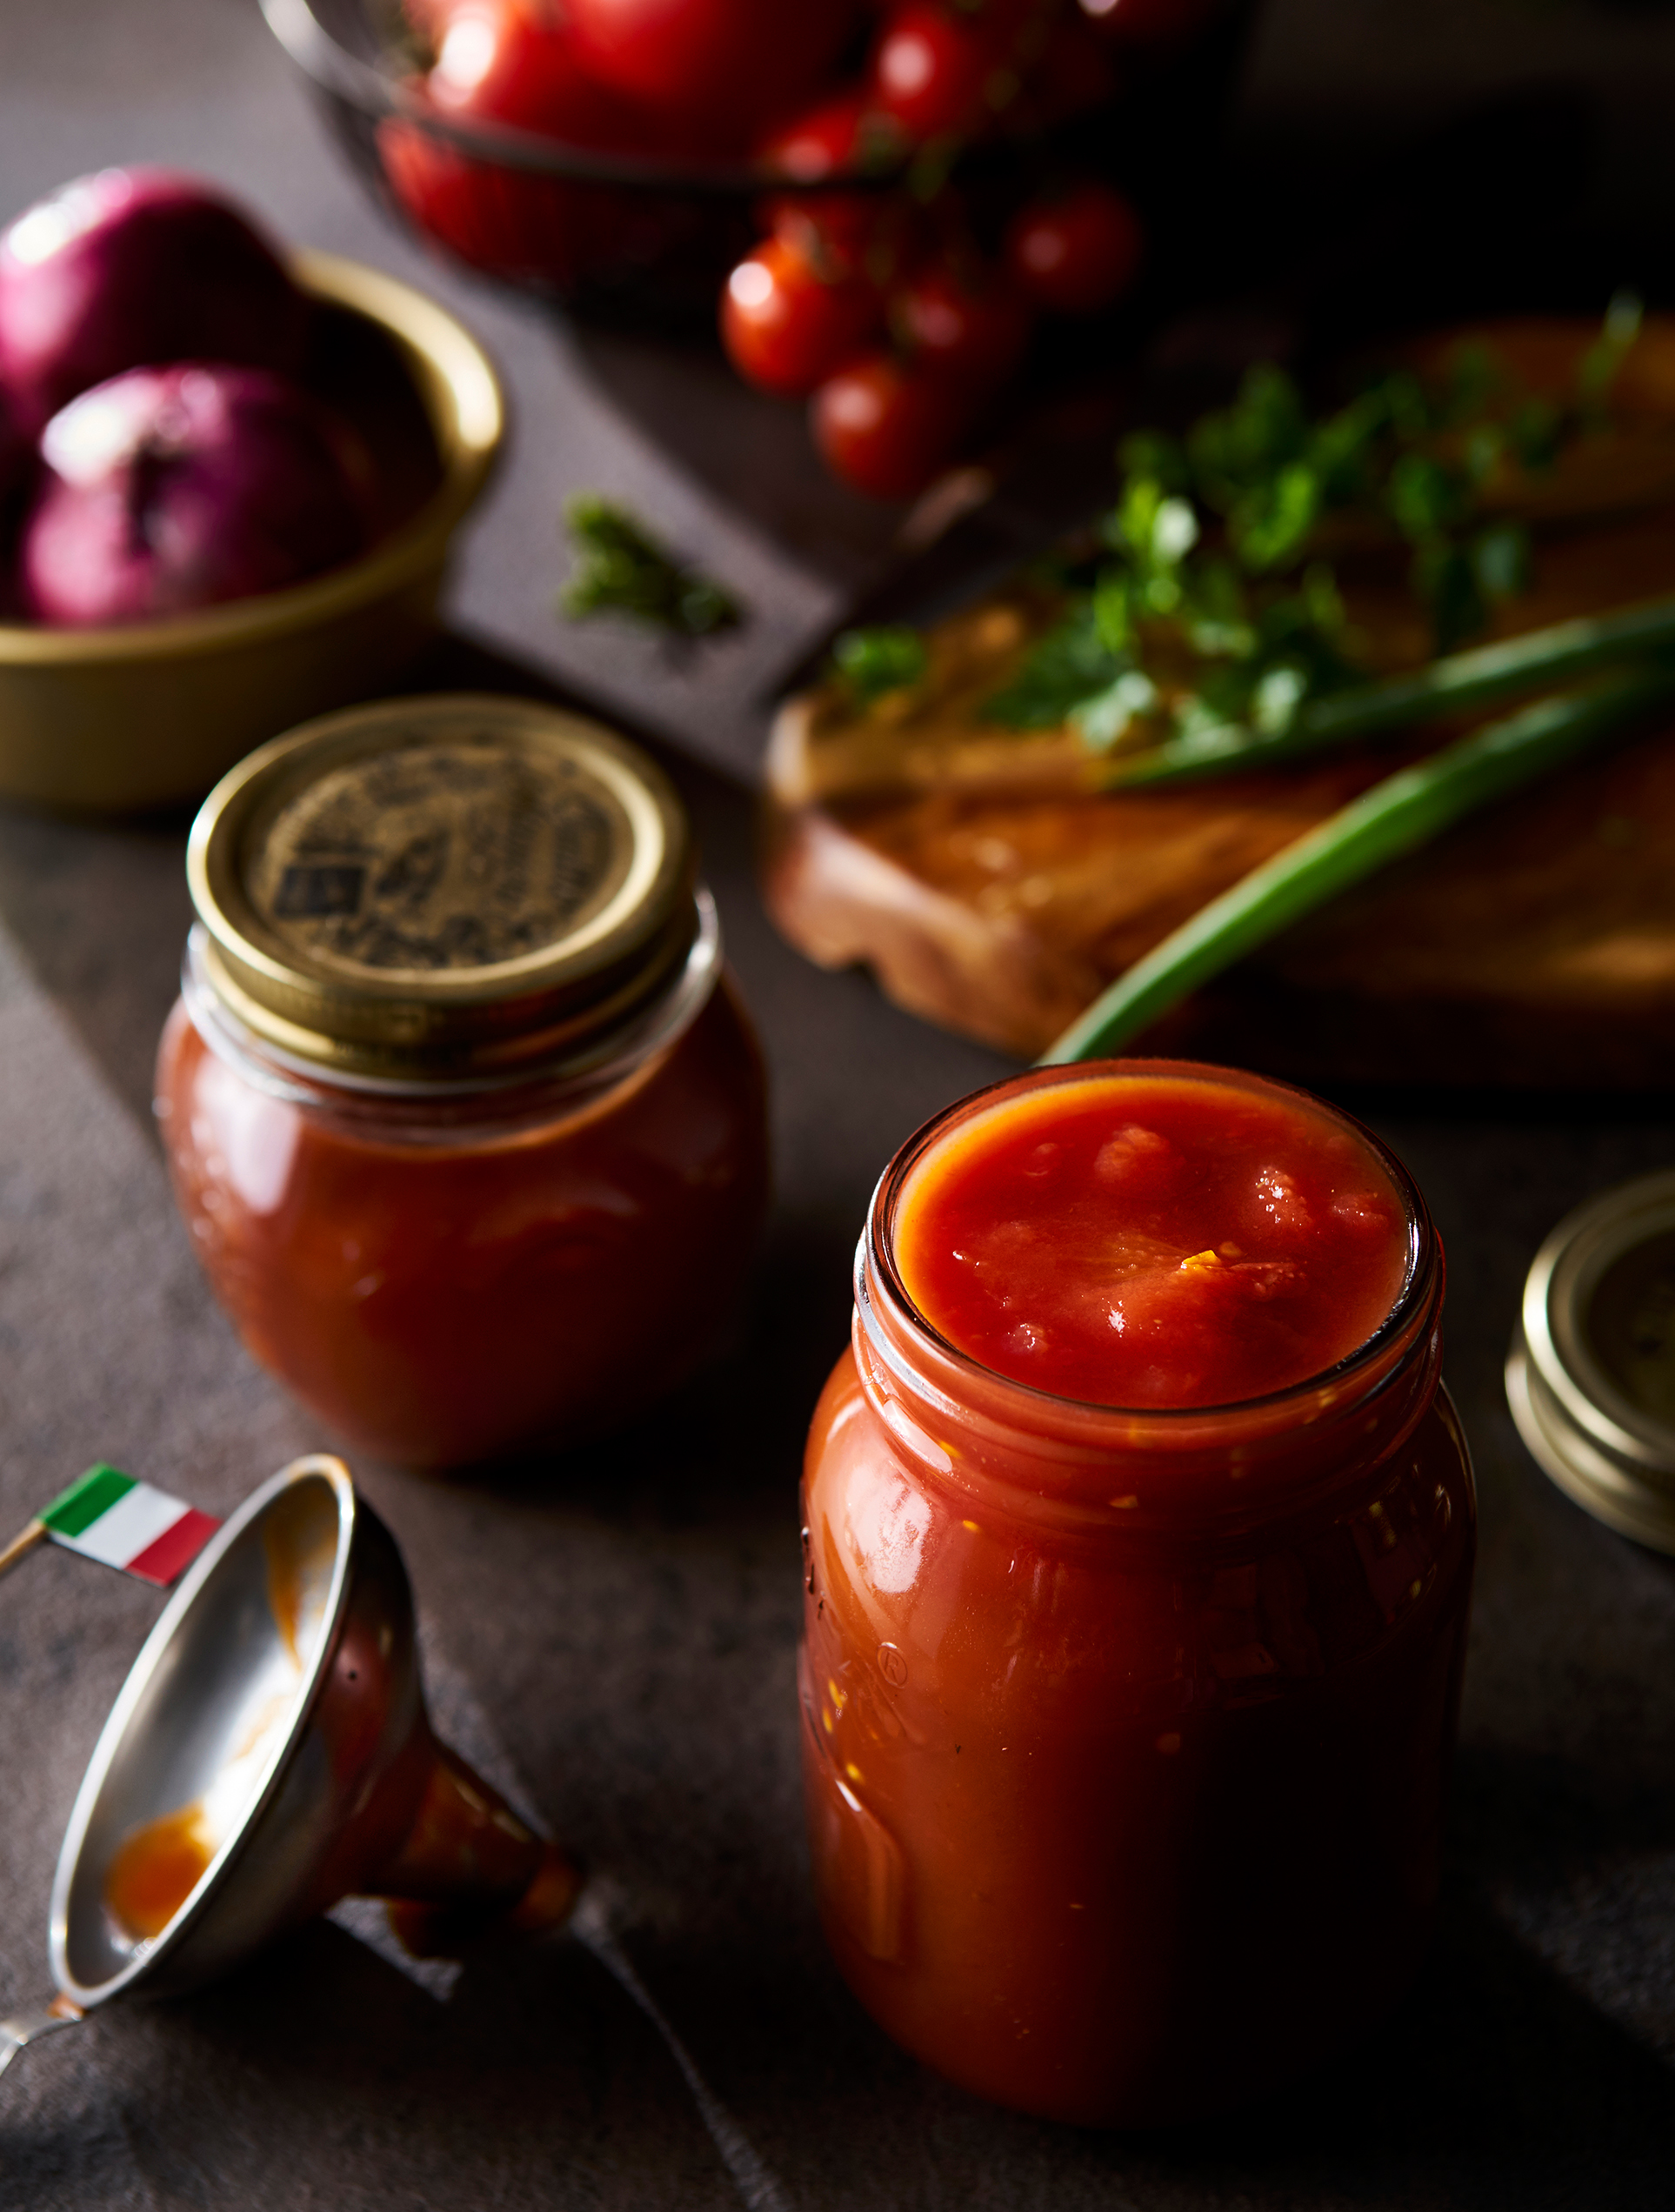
[260,0,911,196]
[0,244,504,667]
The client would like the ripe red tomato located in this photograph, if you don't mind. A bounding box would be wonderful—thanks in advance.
[424,0,649,145]
[381,123,642,285]
[1004,182,1143,313]
[756,87,874,180]
[891,261,1032,391]
[762,190,918,286]
[811,351,971,498]
[721,236,884,396]
[380,2,659,286]
[870,3,1018,141]
[1078,0,1225,47]
[567,0,859,144]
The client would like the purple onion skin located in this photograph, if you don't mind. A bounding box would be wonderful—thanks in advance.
[0,170,308,433]
[22,364,375,627]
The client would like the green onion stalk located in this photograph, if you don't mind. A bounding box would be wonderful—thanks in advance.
[1111,595,1675,787]
[1042,665,1675,1065]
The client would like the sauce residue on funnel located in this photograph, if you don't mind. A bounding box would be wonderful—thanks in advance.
[103,1707,296,1948]
[264,1484,335,1668]
[104,1802,216,1941]
[103,1487,336,1946]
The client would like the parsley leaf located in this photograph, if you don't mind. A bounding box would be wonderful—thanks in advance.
[970,300,1634,750]
[981,602,1128,730]
[831,625,928,703]
[561,496,742,639]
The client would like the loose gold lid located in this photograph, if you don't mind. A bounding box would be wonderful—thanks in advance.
[186,693,694,1079]
[1507,1168,1675,1554]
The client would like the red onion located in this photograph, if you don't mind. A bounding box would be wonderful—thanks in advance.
[21,364,373,627]
[0,170,307,432]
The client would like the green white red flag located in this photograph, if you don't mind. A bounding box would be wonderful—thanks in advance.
[32,1465,220,1585]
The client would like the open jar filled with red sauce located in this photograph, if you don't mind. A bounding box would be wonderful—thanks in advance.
[157,694,768,1470]
[800,1061,1474,2127]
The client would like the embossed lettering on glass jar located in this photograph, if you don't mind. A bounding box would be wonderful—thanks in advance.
[799,1062,1475,2127]
[157,693,768,1469]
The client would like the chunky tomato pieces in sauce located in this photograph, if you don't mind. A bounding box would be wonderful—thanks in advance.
[895,1073,1409,1407]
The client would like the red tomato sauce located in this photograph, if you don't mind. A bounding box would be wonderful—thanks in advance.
[895,1072,1410,1407]
[157,978,766,1469]
[800,1063,1474,2125]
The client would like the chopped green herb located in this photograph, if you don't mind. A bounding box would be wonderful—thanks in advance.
[1075,667,1159,752]
[561,496,742,639]
[831,625,928,703]
[981,602,1128,732]
[1579,290,1645,420]
[1471,518,1532,604]
[1387,450,1471,540]
[977,299,1643,753]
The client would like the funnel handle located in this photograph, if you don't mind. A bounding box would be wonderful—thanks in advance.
[0,1995,83,2082]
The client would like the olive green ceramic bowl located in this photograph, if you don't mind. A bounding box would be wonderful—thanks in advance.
[0,247,503,813]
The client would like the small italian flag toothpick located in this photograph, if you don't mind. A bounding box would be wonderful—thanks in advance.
[0,1465,220,1587]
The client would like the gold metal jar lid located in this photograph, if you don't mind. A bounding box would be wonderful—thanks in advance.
[186,693,695,1080]
[1507,1168,1675,1554]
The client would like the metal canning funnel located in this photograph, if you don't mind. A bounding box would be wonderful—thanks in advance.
[3,1454,577,2077]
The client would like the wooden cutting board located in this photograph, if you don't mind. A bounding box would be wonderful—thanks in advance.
[761,321,1675,1090]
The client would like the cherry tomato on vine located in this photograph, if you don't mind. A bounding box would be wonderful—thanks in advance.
[1004,182,1143,313]
[811,351,971,498]
[567,0,859,144]
[891,261,1032,391]
[722,236,884,396]
[756,87,883,180]
[870,3,1018,142]
[763,190,917,286]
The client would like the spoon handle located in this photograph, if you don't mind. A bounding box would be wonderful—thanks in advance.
[0,1996,83,2080]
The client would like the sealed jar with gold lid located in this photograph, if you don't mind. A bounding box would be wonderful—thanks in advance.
[1508,1168,1675,1553]
[157,693,769,1468]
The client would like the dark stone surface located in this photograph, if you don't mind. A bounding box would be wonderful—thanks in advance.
[2,3,1674,2206]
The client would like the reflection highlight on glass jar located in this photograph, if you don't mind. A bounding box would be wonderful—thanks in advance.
[157,695,769,1470]
[799,1060,1475,2127]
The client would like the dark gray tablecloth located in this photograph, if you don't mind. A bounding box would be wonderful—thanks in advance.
[3,3,1674,2205]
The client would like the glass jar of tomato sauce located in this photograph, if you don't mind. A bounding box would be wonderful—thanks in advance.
[800,1061,1474,2126]
[157,693,767,1470]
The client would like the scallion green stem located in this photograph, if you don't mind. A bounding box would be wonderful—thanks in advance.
[1111,594,1675,787]
[1042,666,1675,1065]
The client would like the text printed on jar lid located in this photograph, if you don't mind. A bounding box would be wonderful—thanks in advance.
[186,694,695,1078]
